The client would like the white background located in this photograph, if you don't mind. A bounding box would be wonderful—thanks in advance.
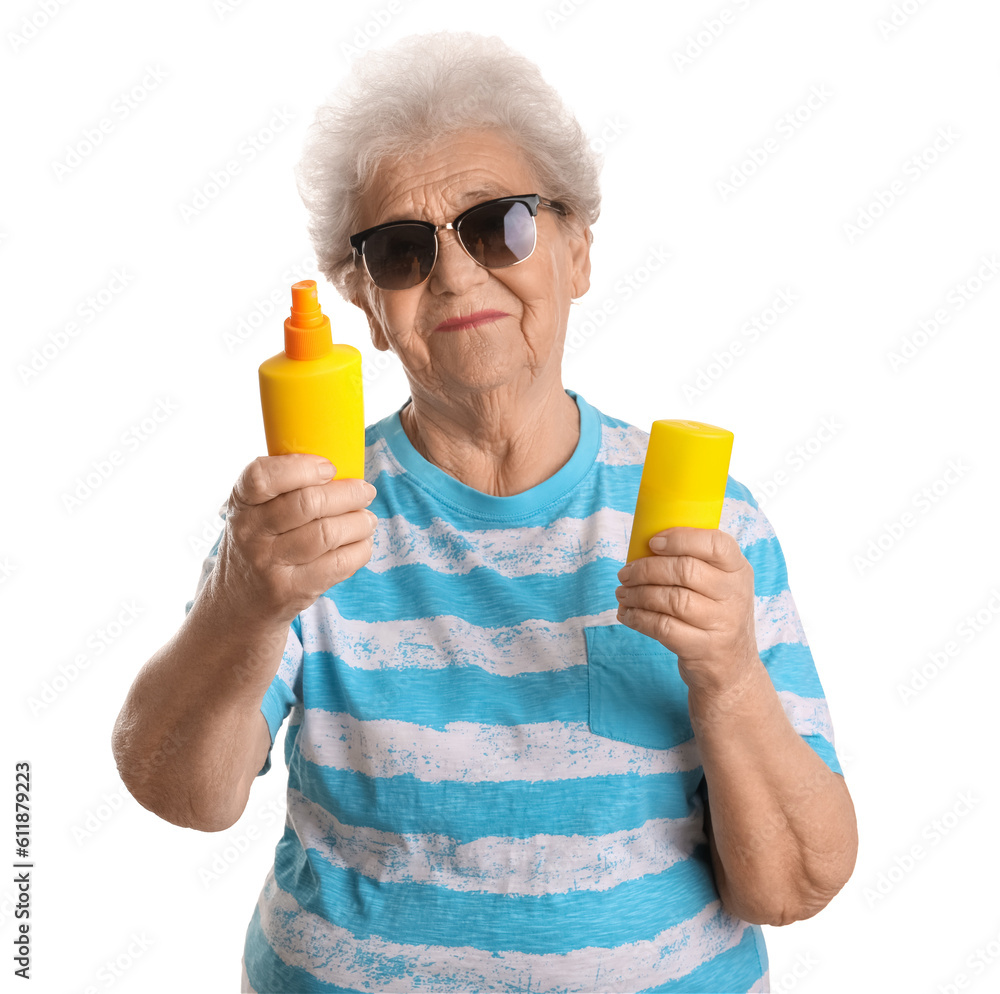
[3,0,999,991]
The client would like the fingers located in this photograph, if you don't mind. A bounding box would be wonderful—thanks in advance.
[616,582,714,630]
[230,455,375,536]
[259,476,376,539]
[616,529,755,664]
[290,531,376,596]
[618,531,750,597]
[212,453,379,625]
[617,601,702,649]
[619,550,713,597]
[639,527,743,573]
[273,507,378,567]
[231,454,336,508]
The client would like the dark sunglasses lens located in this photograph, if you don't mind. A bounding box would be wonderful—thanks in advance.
[459,201,536,268]
[363,224,435,289]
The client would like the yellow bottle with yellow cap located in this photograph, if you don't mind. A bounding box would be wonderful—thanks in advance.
[625,420,734,563]
[258,280,365,479]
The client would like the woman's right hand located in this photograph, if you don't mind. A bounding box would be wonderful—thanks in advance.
[208,453,377,628]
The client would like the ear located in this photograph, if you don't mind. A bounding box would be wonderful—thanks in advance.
[568,224,592,300]
[350,284,391,352]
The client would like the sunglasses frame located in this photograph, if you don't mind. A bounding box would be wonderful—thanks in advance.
[349,193,566,290]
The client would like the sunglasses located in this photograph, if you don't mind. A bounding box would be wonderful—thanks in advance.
[349,193,566,291]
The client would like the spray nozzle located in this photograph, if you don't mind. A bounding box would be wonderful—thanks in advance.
[284,280,332,359]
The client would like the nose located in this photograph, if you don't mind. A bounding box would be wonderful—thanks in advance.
[428,228,489,296]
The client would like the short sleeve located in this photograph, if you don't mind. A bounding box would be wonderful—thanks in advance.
[257,620,304,776]
[722,480,842,776]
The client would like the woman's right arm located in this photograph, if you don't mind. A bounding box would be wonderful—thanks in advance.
[111,454,377,833]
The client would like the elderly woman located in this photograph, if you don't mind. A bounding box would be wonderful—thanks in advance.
[113,31,857,994]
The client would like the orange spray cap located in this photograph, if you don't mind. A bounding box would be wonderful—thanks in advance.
[284,280,332,360]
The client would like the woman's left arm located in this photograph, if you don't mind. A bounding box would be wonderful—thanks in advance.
[615,527,858,926]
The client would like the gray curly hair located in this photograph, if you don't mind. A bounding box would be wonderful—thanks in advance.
[295,31,602,302]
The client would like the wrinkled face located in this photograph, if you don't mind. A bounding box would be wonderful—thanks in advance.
[351,130,591,403]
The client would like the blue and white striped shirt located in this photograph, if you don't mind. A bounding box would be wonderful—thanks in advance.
[192,390,840,993]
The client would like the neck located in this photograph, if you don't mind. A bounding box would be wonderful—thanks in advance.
[400,383,580,497]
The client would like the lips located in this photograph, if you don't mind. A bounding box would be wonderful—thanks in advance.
[433,309,509,332]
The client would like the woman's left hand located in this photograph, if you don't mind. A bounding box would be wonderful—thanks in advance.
[616,527,759,698]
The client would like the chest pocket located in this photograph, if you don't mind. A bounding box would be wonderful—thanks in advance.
[585,623,693,750]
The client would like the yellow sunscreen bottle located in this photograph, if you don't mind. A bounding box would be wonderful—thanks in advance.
[625,419,734,563]
[258,280,365,479]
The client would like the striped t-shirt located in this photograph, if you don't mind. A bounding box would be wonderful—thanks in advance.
[190,390,841,993]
